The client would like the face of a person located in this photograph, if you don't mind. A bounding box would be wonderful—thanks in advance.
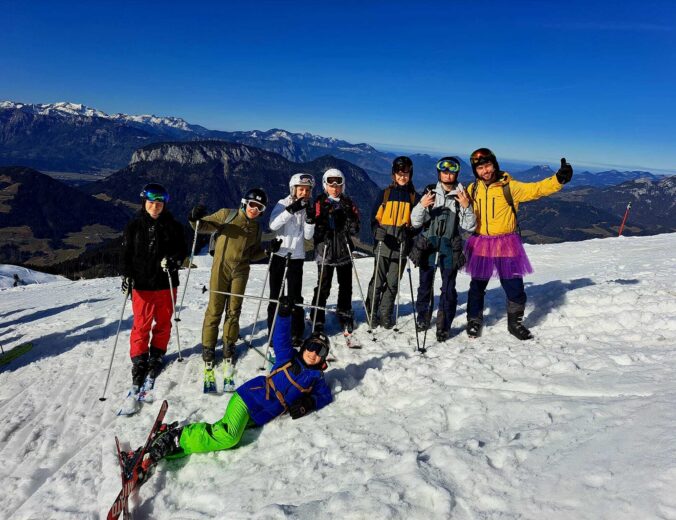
[393,170,411,186]
[145,200,164,219]
[295,185,312,199]
[245,201,264,219]
[326,183,343,198]
[302,349,322,366]
[438,170,458,190]
[476,162,496,183]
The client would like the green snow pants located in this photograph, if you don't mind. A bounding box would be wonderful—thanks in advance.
[177,392,254,455]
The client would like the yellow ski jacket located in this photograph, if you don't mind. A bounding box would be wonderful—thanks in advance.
[468,173,563,236]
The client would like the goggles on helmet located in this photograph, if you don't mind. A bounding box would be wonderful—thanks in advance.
[325,176,344,186]
[470,149,495,166]
[393,168,411,175]
[436,160,460,174]
[305,339,329,359]
[140,187,169,203]
[246,200,266,213]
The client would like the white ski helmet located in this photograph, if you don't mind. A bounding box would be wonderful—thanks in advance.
[322,168,346,192]
[289,172,315,197]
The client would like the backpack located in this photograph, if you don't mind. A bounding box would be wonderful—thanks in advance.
[208,210,239,257]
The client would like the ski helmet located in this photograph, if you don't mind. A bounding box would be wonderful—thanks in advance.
[300,330,331,368]
[140,182,170,203]
[289,172,316,197]
[240,187,268,213]
[322,168,346,192]
[469,148,500,179]
[392,156,413,178]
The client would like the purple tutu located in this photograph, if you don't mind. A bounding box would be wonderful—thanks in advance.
[464,233,533,280]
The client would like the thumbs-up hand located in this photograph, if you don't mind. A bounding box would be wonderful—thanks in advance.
[556,158,573,184]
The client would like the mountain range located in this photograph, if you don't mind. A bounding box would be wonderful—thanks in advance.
[2,101,665,189]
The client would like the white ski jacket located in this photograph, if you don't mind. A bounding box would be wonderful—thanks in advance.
[269,195,315,260]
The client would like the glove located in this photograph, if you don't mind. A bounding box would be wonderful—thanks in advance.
[121,276,133,295]
[305,202,316,224]
[556,158,573,184]
[286,198,309,214]
[289,395,315,420]
[189,204,208,222]
[374,226,387,242]
[270,238,282,253]
[160,257,181,272]
[278,295,293,318]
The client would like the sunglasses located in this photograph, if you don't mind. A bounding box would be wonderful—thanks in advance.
[306,341,329,359]
[326,177,344,186]
[246,200,266,212]
[436,160,460,174]
[394,169,411,176]
[142,190,169,203]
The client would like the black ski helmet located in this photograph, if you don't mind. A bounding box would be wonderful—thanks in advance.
[140,182,170,203]
[392,156,413,178]
[240,187,268,213]
[469,148,500,179]
[300,330,331,369]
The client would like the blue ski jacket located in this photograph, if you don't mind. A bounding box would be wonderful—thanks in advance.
[237,316,333,425]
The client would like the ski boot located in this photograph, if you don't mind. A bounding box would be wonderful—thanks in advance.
[508,313,534,340]
[466,318,483,339]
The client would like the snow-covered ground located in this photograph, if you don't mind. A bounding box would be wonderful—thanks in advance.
[0,264,67,289]
[1,234,675,519]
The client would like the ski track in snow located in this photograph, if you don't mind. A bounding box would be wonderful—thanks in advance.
[1,234,676,519]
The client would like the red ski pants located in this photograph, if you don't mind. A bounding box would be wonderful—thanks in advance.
[129,288,176,358]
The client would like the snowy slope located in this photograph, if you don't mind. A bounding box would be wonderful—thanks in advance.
[1,234,675,519]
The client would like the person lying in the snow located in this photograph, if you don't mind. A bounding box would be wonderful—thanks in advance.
[145,295,333,462]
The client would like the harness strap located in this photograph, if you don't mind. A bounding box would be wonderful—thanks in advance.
[265,361,314,411]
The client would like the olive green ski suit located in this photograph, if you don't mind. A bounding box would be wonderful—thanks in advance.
[192,208,266,349]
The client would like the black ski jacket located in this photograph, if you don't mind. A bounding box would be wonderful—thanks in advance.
[121,209,187,291]
[313,193,360,266]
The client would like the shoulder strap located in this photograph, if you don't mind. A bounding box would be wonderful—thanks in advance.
[382,187,391,207]
[223,209,238,225]
[502,183,521,235]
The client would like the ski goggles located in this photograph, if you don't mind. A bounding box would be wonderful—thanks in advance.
[325,177,344,186]
[436,160,460,174]
[141,188,170,203]
[306,340,329,359]
[470,148,495,166]
[297,174,315,186]
[246,200,266,213]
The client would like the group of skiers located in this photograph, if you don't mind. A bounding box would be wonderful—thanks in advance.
[118,148,573,466]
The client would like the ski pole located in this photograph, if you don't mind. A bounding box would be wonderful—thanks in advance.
[311,242,329,333]
[393,241,405,332]
[166,268,183,362]
[421,261,438,352]
[247,251,275,348]
[344,236,370,326]
[618,202,632,237]
[177,220,200,320]
[407,267,422,353]
[367,241,383,333]
[201,286,338,313]
[261,253,291,371]
[99,290,130,401]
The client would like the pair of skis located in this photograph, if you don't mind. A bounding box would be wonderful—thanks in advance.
[204,358,236,394]
[107,400,168,519]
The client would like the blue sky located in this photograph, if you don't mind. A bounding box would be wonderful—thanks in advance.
[2,0,675,173]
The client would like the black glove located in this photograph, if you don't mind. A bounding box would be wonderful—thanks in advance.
[278,295,293,318]
[305,201,316,224]
[374,226,387,242]
[121,276,133,295]
[189,204,208,222]
[289,395,315,420]
[160,257,181,272]
[286,198,309,214]
[556,158,573,184]
[270,238,282,253]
